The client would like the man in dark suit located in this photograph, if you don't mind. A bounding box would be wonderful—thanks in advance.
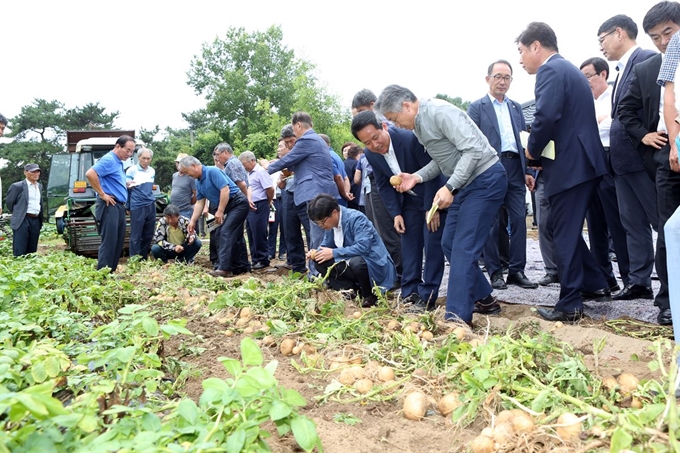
[352,111,446,311]
[620,1,680,325]
[6,163,45,257]
[468,59,537,291]
[516,22,609,322]
[599,14,658,302]
[267,112,340,274]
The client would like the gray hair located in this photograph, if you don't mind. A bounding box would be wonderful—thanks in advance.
[374,85,418,117]
[178,155,201,171]
[238,151,256,162]
[137,147,153,158]
[163,204,180,216]
[214,142,233,154]
[0,113,7,126]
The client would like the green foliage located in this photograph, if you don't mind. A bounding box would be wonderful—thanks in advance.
[435,93,471,112]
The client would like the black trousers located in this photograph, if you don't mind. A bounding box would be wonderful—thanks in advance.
[655,145,680,310]
[315,256,372,298]
[13,216,41,257]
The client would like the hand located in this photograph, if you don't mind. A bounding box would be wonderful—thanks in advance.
[525,148,532,159]
[525,174,535,191]
[671,143,680,173]
[174,245,185,253]
[214,210,224,225]
[393,215,405,234]
[345,192,355,201]
[434,186,454,209]
[188,221,196,235]
[396,172,419,193]
[427,210,440,232]
[249,200,257,211]
[100,193,116,206]
[307,247,333,263]
[187,234,195,245]
[641,132,668,149]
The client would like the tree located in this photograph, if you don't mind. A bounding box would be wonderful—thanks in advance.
[435,93,471,112]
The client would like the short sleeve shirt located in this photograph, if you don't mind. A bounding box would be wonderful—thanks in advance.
[92,150,128,203]
[196,165,240,207]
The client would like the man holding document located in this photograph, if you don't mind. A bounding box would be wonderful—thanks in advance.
[516,22,609,322]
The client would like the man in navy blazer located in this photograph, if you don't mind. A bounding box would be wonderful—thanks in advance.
[267,112,339,273]
[517,22,609,322]
[6,164,45,257]
[468,59,537,291]
[351,111,446,310]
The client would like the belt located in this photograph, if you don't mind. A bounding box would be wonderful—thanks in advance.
[501,151,519,158]
[26,213,40,218]
[603,147,610,152]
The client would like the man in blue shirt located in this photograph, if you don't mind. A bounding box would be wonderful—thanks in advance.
[178,156,249,277]
[126,147,157,259]
[86,135,135,271]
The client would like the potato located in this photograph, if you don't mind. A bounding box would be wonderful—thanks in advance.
[602,376,618,391]
[224,329,234,337]
[309,249,317,260]
[511,413,534,434]
[403,392,428,420]
[280,338,296,356]
[261,335,276,347]
[386,320,400,331]
[470,435,494,453]
[496,409,515,425]
[239,307,252,319]
[338,369,356,385]
[381,379,399,394]
[354,378,373,394]
[302,344,317,354]
[352,311,362,319]
[630,397,643,409]
[421,330,434,341]
[452,326,467,341]
[492,422,515,446]
[438,392,462,416]
[555,412,582,441]
[389,175,402,186]
[235,318,249,328]
[292,346,301,355]
[243,327,254,335]
[617,373,639,394]
[349,365,367,380]
[377,366,395,382]
[217,317,230,325]
[407,322,420,333]
[480,427,494,438]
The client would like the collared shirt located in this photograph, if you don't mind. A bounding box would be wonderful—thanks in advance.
[91,150,128,203]
[332,208,344,248]
[657,33,680,87]
[384,140,402,175]
[153,215,195,251]
[488,94,519,153]
[224,155,249,187]
[247,163,273,202]
[594,85,613,147]
[125,163,156,209]
[615,45,641,99]
[26,180,41,215]
[195,165,240,207]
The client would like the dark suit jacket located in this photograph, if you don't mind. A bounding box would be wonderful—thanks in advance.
[617,53,664,175]
[467,94,529,172]
[609,48,658,176]
[364,127,446,219]
[528,54,607,197]
[6,180,45,230]
[267,129,339,205]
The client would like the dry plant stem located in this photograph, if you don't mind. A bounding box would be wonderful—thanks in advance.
[498,393,542,417]
[577,440,605,452]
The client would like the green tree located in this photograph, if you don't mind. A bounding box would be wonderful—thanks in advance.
[435,93,471,112]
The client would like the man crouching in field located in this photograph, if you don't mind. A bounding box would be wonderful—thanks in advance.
[151,204,202,264]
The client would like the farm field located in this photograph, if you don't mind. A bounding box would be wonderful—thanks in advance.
[1,233,678,453]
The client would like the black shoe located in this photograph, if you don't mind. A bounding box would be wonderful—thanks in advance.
[612,284,654,301]
[539,273,559,286]
[536,307,583,322]
[361,296,377,308]
[252,262,269,270]
[268,255,275,261]
[506,271,538,289]
[658,308,673,326]
[606,278,621,293]
[473,296,501,315]
[402,293,429,312]
[581,288,611,302]
[491,272,507,290]
[278,254,286,260]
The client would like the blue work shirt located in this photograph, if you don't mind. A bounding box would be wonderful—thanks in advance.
[125,164,156,209]
[92,150,128,203]
[196,165,240,207]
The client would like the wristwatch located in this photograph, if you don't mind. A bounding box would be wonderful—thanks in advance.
[445,183,459,195]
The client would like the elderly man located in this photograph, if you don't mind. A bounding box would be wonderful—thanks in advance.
[125,147,156,259]
[375,85,507,326]
[6,163,44,257]
[239,151,275,269]
[0,113,8,214]
[86,135,135,271]
[307,194,396,307]
[171,153,197,219]
[178,156,249,277]
[151,204,202,264]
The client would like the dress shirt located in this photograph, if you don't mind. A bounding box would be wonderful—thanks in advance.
[488,94,519,153]
[657,32,680,87]
[660,86,668,133]
[26,181,41,215]
[384,141,403,175]
[247,164,273,202]
[594,85,613,147]
[614,45,640,99]
[332,208,344,248]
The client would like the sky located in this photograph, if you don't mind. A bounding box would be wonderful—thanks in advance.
[1,0,661,135]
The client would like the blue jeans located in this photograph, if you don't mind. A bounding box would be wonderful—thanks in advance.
[441,162,507,322]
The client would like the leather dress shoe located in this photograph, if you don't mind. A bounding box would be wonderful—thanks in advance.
[361,296,378,308]
[612,284,654,301]
[208,269,234,278]
[606,278,621,293]
[402,293,432,312]
[252,262,269,270]
[506,271,538,289]
[491,272,507,290]
[539,273,559,286]
[473,296,501,315]
[658,308,673,326]
[536,307,583,322]
[581,287,611,302]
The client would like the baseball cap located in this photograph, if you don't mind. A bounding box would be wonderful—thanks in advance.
[25,164,41,172]
[175,153,189,162]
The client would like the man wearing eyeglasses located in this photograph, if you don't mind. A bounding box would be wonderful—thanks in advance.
[468,60,537,294]
[597,14,658,304]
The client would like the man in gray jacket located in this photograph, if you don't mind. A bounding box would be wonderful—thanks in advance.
[375,85,507,326]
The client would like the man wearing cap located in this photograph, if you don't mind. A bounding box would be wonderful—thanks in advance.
[6,164,45,257]
[171,153,197,219]
[86,135,135,271]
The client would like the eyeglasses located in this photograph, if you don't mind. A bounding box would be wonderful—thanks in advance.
[583,72,598,79]
[315,216,330,228]
[598,29,616,44]
[492,74,513,82]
